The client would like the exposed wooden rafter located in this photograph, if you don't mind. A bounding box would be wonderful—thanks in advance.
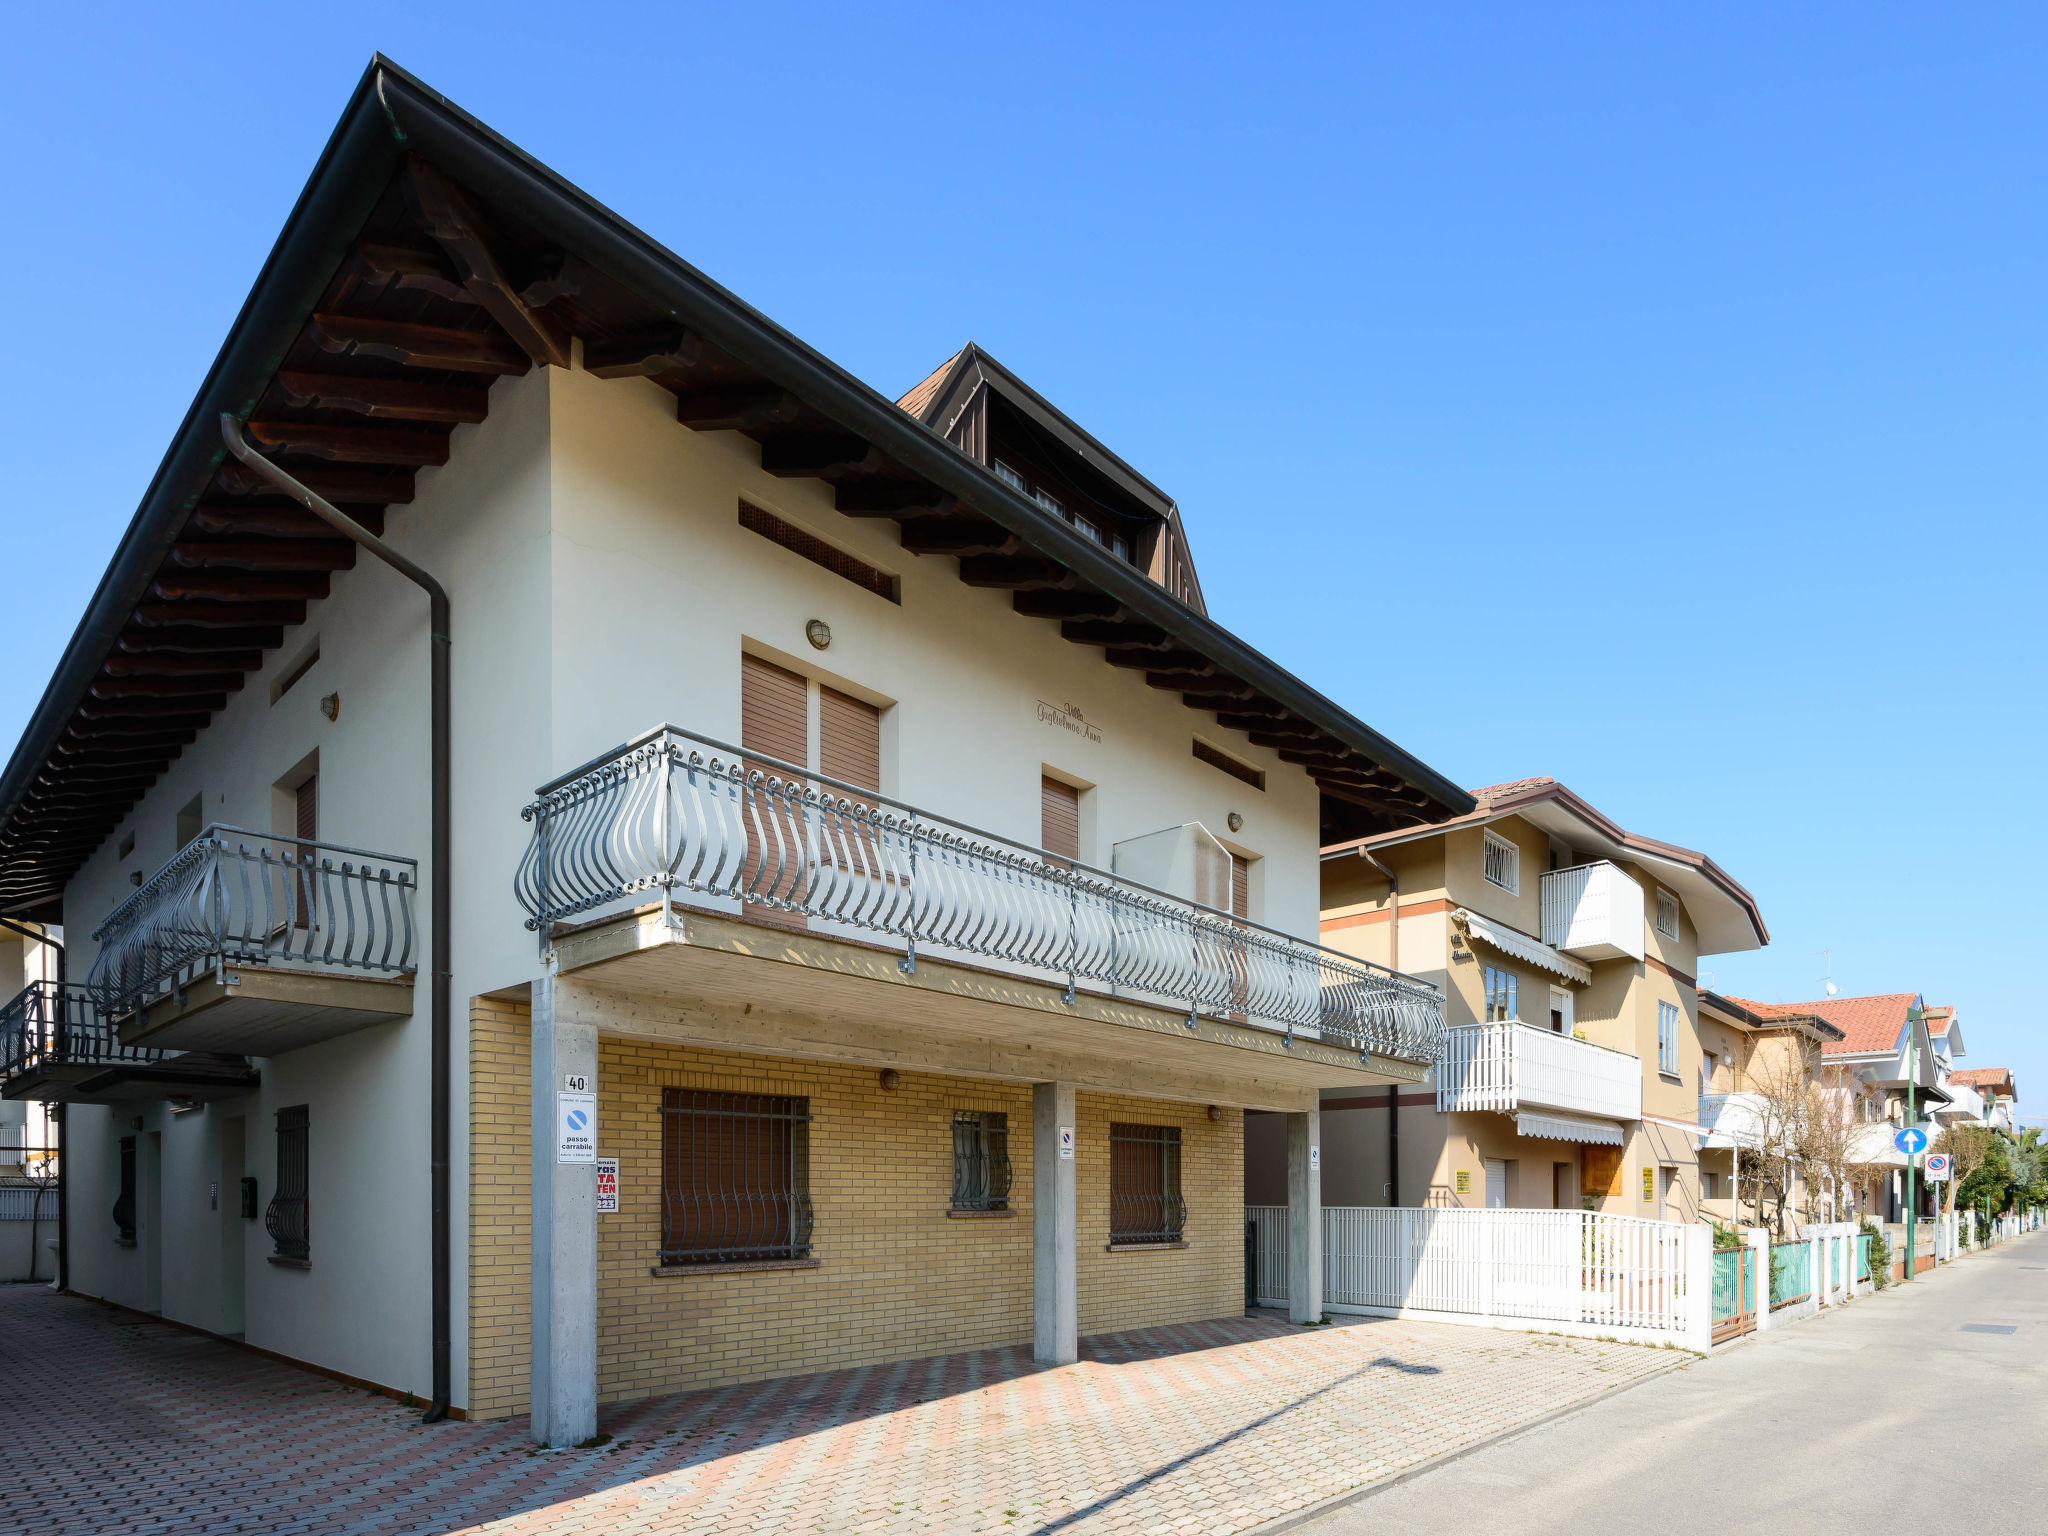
[406,157,572,369]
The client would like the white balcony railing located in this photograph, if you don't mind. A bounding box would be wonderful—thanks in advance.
[1436,1020,1643,1121]
[1539,861,1645,962]
[514,725,1446,1063]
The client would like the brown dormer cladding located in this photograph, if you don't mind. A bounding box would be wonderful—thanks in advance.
[0,59,1471,916]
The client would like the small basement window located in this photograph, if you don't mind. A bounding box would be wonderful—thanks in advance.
[1482,830,1520,895]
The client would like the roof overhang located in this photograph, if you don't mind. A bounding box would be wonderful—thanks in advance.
[0,58,1473,913]
[1327,779,1767,955]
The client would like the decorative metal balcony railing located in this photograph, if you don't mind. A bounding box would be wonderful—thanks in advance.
[88,826,418,1020]
[0,981,167,1083]
[515,726,1445,1063]
[1436,1020,1643,1122]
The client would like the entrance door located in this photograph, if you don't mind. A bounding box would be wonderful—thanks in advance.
[219,1117,246,1337]
[1484,1158,1508,1209]
[1553,1161,1577,1209]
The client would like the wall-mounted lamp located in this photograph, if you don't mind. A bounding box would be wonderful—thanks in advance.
[1226,812,1244,833]
[1207,1104,1222,1122]
[806,620,833,650]
[877,1068,900,1092]
[319,692,340,722]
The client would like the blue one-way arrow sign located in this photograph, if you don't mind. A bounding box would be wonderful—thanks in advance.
[1894,1126,1929,1155]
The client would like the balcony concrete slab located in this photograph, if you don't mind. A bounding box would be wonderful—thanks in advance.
[546,903,1422,1110]
[118,967,415,1054]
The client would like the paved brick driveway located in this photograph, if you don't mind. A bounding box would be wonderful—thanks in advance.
[0,1284,1681,1535]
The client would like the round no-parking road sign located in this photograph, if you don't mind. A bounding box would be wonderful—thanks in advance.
[1926,1153,1951,1181]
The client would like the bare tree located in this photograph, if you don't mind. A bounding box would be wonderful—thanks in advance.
[1738,1039,1817,1235]
[1803,1063,1864,1225]
[1937,1123,1996,1233]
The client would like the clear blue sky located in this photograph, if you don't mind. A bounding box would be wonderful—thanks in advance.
[3,8,2041,1110]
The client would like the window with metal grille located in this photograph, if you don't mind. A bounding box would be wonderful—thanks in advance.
[266,1105,309,1265]
[1655,889,1681,941]
[1482,830,1520,895]
[661,1091,813,1265]
[112,1135,137,1244]
[1109,1123,1185,1245]
[1483,964,1518,1023]
[1658,1000,1681,1077]
[950,1111,1012,1211]
[739,500,899,603]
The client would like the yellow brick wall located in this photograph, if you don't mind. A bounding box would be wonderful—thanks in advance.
[1076,1092,1244,1335]
[469,998,1246,1419]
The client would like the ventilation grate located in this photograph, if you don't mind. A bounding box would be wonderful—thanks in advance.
[740,500,898,603]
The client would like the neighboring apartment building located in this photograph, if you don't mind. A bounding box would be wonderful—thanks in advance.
[0,63,1468,1439]
[1695,991,1846,1228]
[1724,992,1943,1223]
[1260,777,1768,1222]
[1949,1067,2019,1134]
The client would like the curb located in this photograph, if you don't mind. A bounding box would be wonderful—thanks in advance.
[1248,1348,1695,1535]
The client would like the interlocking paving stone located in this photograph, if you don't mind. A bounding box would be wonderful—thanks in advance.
[0,1286,1682,1535]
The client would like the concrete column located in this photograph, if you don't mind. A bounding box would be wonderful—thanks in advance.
[1032,1081,1077,1365]
[530,967,598,1446]
[1286,1108,1322,1325]
[1680,1223,1713,1353]
[1747,1228,1773,1331]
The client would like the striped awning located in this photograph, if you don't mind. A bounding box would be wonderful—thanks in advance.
[1455,909,1593,986]
[1517,1111,1626,1146]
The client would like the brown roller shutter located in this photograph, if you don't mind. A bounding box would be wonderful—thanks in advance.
[739,654,809,926]
[295,775,318,841]
[292,775,318,929]
[1041,777,1081,863]
[740,654,807,768]
[818,688,881,796]
[1231,854,1250,919]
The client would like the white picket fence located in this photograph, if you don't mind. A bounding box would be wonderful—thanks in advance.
[1249,1204,1709,1351]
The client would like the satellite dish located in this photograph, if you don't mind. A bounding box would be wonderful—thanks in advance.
[1825,980,1839,997]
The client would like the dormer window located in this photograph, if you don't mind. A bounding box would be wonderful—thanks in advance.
[992,460,1025,491]
[1035,489,1064,515]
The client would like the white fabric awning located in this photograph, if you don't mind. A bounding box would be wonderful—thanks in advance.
[1517,1110,1625,1145]
[1455,909,1593,986]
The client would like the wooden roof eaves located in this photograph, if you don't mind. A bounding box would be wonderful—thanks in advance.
[0,66,410,907]
[0,59,1475,900]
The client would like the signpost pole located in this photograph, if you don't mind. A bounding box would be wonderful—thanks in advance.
[1904,1007,1922,1282]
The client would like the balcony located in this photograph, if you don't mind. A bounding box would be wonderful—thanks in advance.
[0,981,258,1103]
[87,826,418,1055]
[515,725,1445,1068]
[1435,1021,1643,1132]
[1539,861,1645,962]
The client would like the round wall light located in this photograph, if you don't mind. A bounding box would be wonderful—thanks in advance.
[806,619,833,650]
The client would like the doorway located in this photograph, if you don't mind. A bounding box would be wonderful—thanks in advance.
[1553,1160,1577,1210]
[142,1131,163,1314]
[1484,1158,1508,1209]
[219,1117,246,1337]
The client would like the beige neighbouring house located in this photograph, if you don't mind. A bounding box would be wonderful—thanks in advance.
[1253,777,1769,1225]
[0,61,1471,1439]
[1694,991,1849,1229]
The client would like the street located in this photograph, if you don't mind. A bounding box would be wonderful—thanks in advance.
[1302,1230,2048,1535]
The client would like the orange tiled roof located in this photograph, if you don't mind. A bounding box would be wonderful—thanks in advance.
[1468,776,1558,801]
[1950,1067,2014,1094]
[1724,992,1920,1056]
[1925,1005,1955,1037]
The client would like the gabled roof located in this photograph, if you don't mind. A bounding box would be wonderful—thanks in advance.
[1698,990,1845,1042]
[1950,1067,2015,1096]
[1727,993,1920,1057]
[0,59,1474,914]
[1329,775,1768,955]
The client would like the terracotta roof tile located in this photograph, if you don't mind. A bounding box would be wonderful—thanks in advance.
[1723,992,1919,1056]
[1949,1067,2014,1093]
[896,348,966,421]
[1468,776,1558,802]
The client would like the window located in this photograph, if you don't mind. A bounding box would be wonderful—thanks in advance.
[992,460,1025,491]
[1192,738,1265,792]
[1657,1000,1680,1077]
[950,1111,1011,1211]
[265,1106,309,1266]
[1034,488,1064,516]
[818,687,881,795]
[1482,830,1520,895]
[1483,965,1518,1023]
[1655,889,1681,941]
[1109,1123,1184,1245]
[660,1091,812,1266]
[1041,776,1081,863]
[1548,985,1573,1035]
[739,500,899,603]
[113,1135,138,1244]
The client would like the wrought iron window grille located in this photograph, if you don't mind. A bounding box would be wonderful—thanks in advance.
[1109,1122,1185,1245]
[950,1111,1012,1212]
[515,726,1445,1065]
[266,1105,310,1265]
[660,1091,813,1266]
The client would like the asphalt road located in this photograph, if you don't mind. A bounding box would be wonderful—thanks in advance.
[1301,1228,2048,1535]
